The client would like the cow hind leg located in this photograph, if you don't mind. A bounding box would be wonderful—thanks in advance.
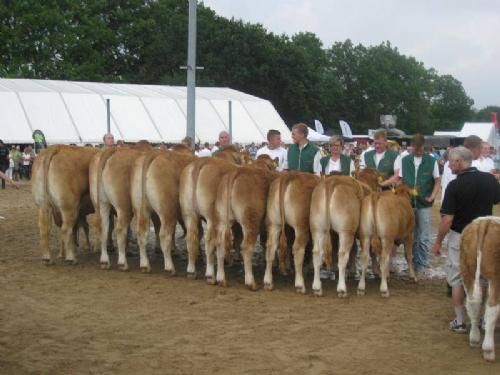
[215,224,231,287]
[357,236,370,295]
[136,209,151,273]
[184,215,199,278]
[263,224,280,291]
[311,230,326,296]
[241,228,258,291]
[160,219,177,276]
[205,219,217,284]
[293,228,308,294]
[61,209,79,265]
[115,210,131,271]
[38,207,52,264]
[99,203,112,269]
[404,234,417,282]
[337,232,355,298]
[482,284,499,362]
[379,238,392,297]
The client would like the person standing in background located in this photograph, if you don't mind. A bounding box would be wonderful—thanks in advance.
[256,130,287,171]
[284,123,320,174]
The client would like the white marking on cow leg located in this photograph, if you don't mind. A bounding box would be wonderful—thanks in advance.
[205,220,217,284]
[215,241,227,287]
[466,249,483,347]
[379,239,391,297]
[160,223,176,276]
[263,224,280,291]
[115,212,129,271]
[38,207,53,264]
[293,229,308,294]
[242,230,257,291]
[135,207,151,273]
[185,216,199,278]
[311,230,325,296]
[61,209,78,265]
[337,232,353,298]
[482,302,499,361]
[357,236,370,295]
[99,203,112,269]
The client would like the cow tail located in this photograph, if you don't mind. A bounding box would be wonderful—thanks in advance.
[471,219,488,302]
[277,174,289,272]
[323,180,333,269]
[221,170,239,256]
[94,147,117,229]
[139,150,159,234]
[370,193,382,255]
[40,146,62,207]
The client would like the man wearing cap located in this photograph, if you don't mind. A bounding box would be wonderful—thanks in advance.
[318,135,354,176]
[285,123,321,174]
[399,134,440,277]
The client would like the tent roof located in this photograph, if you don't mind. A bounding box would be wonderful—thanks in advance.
[459,122,496,144]
[0,78,291,144]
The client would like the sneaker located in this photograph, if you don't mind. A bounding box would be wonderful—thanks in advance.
[448,319,467,334]
[320,269,336,281]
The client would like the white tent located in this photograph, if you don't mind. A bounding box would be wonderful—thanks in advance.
[0,78,292,144]
[459,122,498,147]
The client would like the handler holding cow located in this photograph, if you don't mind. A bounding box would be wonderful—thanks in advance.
[399,134,440,278]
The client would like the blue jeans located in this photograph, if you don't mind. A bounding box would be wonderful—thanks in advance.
[413,207,431,270]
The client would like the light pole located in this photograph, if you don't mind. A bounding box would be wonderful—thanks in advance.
[186,0,197,143]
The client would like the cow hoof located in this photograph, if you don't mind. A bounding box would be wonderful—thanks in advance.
[165,269,176,276]
[246,283,258,291]
[357,289,366,296]
[280,271,289,276]
[381,291,390,298]
[217,280,227,287]
[312,288,323,297]
[119,264,128,272]
[140,266,151,273]
[483,350,495,362]
[337,291,348,298]
[42,258,53,266]
[206,276,216,285]
[469,340,481,348]
[263,283,273,291]
[65,259,78,265]
[186,272,197,279]
[295,286,306,294]
[100,262,111,270]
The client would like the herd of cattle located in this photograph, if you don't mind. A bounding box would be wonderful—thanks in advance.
[30,143,500,360]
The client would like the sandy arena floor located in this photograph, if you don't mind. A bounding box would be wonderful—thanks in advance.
[1,182,499,374]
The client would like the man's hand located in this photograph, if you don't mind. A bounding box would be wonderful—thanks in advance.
[431,242,442,256]
[425,195,435,203]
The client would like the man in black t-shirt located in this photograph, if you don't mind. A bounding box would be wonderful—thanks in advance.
[431,146,500,333]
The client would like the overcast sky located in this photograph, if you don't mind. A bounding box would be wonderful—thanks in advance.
[202,0,499,109]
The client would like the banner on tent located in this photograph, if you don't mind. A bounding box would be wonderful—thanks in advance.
[314,119,325,135]
[339,120,353,138]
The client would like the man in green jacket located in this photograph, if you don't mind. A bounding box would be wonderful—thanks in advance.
[285,123,320,174]
[400,134,440,277]
[361,129,400,188]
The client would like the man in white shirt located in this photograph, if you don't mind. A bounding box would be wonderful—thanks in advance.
[255,130,287,171]
[476,142,495,173]
[197,142,212,158]
[440,135,483,200]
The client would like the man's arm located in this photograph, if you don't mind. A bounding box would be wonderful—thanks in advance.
[380,155,401,187]
[313,151,322,175]
[431,214,453,256]
[426,161,441,203]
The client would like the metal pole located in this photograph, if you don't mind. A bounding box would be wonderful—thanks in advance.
[106,98,111,134]
[186,0,197,143]
[228,100,233,143]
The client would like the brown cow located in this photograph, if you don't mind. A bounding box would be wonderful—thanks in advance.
[32,145,99,264]
[180,156,246,279]
[214,162,279,289]
[357,185,417,297]
[131,149,195,274]
[89,143,152,271]
[263,171,320,293]
[309,176,371,297]
[460,216,500,362]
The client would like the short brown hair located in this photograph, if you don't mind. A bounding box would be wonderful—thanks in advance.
[267,129,281,142]
[292,123,308,137]
[463,135,482,150]
[373,129,387,140]
[411,133,425,147]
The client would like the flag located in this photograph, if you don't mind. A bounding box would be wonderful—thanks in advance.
[339,120,353,138]
[314,119,324,135]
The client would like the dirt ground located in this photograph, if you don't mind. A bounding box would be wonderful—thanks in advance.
[1,182,499,375]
